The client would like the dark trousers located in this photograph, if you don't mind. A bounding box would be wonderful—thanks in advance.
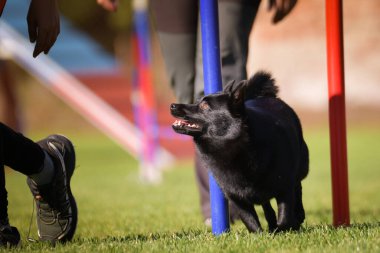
[0,122,44,220]
[151,0,261,219]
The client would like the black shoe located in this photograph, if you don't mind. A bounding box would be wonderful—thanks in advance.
[0,219,20,247]
[27,135,77,243]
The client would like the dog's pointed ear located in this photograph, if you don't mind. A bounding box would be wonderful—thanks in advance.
[224,79,236,93]
[229,80,246,113]
[231,83,245,104]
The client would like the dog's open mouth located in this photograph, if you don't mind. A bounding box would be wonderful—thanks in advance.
[173,120,200,129]
[172,119,202,136]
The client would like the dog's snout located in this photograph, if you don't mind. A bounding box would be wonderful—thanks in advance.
[170,103,187,118]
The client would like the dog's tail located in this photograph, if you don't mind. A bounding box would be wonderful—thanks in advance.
[245,71,279,99]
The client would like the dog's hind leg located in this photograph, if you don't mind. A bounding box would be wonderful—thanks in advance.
[294,182,305,228]
[276,189,299,231]
[230,198,263,232]
[262,201,277,232]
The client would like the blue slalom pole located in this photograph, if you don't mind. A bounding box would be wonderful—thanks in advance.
[200,0,230,235]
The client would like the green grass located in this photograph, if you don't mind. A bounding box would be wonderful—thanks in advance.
[2,127,379,252]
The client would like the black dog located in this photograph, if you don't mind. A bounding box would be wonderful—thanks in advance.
[170,71,309,232]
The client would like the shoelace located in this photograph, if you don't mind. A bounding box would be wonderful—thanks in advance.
[26,196,72,243]
[27,198,37,243]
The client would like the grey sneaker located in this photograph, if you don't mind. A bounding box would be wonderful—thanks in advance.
[27,135,77,243]
[0,218,20,247]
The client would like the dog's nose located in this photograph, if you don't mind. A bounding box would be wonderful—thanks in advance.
[170,104,177,110]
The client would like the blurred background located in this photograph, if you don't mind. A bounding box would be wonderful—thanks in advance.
[0,0,379,135]
[0,0,380,174]
[0,0,379,242]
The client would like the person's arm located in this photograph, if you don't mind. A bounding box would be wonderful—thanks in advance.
[26,0,60,58]
[97,0,119,12]
[268,0,297,24]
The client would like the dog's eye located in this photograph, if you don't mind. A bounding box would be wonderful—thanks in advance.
[199,101,210,110]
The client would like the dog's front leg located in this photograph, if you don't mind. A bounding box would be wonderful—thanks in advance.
[262,201,277,232]
[230,198,262,233]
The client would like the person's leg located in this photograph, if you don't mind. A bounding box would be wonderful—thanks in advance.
[1,123,45,176]
[0,122,45,223]
[0,123,25,247]
[193,0,261,221]
[194,0,261,100]
[0,133,7,222]
[150,0,198,104]
[151,0,215,222]
[194,152,211,221]
[0,122,77,243]
[219,0,261,84]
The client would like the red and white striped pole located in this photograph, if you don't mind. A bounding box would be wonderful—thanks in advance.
[132,0,161,183]
[325,0,350,226]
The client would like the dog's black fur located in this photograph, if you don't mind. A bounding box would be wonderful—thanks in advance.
[170,71,309,232]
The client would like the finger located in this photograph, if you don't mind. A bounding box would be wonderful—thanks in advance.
[272,7,285,23]
[112,0,119,10]
[272,0,297,23]
[287,0,297,14]
[42,20,60,56]
[267,0,276,11]
[47,25,60,52]
[33,29,49,58]
[272,12,284,24]
[33,42,43,58]
[27,18,37,43]
[273,0,285,23]
[43,32,58,55]
[27,3,37,43]
[97,0,117,11]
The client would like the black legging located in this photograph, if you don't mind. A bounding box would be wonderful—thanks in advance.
[0,122,44,220]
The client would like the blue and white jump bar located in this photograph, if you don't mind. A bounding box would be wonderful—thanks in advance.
[200,0,230,235]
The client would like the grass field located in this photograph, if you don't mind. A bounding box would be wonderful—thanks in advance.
[3,126,380,252]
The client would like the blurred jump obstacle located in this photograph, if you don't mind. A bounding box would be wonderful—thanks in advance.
[131,0,161,182]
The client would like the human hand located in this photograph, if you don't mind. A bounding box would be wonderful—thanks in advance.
[97,0,119,12]
[27,0,60,58]
[268,0,297,24]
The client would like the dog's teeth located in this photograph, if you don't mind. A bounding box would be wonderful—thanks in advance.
[173,119,200,129]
